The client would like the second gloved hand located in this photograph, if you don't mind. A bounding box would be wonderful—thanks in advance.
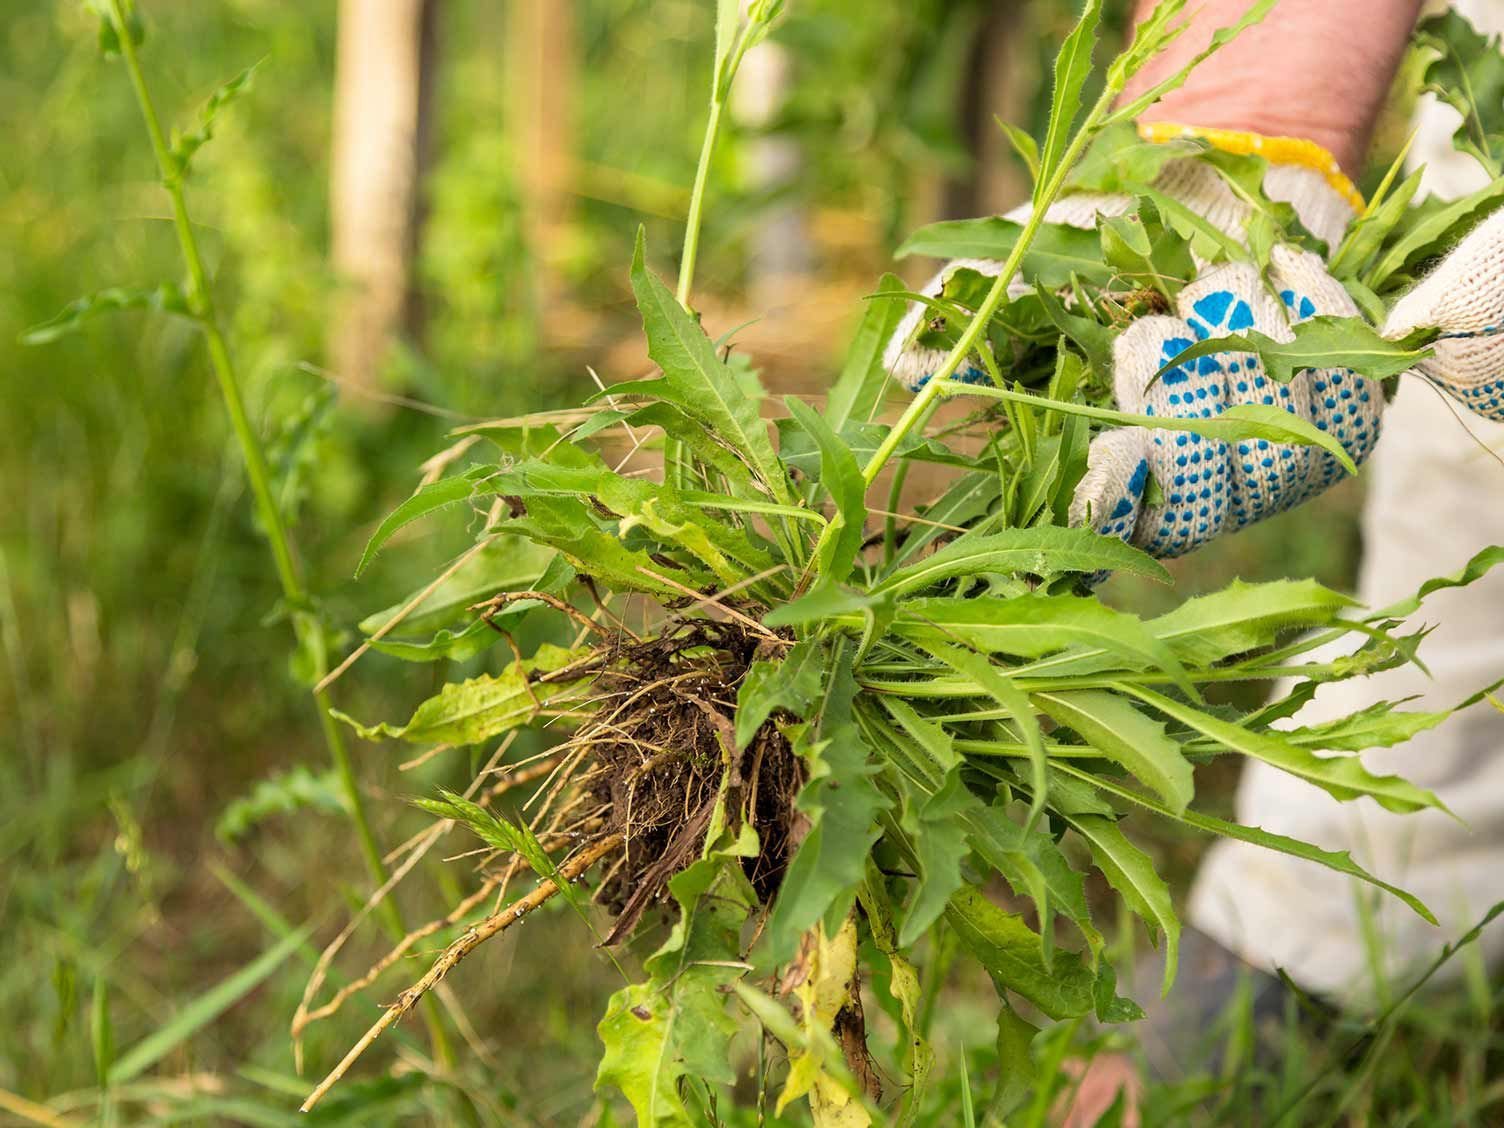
[884,134,1504,560]
[1070,245,1380,557]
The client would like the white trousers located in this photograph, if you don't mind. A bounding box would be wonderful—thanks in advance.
[1190,0,1504,1003]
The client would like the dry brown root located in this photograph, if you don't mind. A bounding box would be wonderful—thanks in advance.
[302,616,807,1105]
[300,833,623,1113]
[292,735,594,1067]
[568,622,803,931]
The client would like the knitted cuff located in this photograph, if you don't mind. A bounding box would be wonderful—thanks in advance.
[1137,121,1366,213]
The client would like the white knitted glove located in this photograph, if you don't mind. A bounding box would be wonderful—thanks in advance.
[885,150,1504,559]
[1384,209,1504,422]
[882,157,1354,393]
[1068,245,1379,557]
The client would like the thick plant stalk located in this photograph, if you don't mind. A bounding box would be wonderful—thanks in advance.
[103,0,450,1065]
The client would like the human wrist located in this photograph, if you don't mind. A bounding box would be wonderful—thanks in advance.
[1122,0,1422,178]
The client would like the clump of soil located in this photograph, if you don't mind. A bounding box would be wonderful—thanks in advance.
[554,621,804,943]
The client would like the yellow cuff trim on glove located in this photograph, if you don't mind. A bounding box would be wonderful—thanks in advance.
[1137,121,1366,214]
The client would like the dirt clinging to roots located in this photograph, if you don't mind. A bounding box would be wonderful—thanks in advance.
[559,622,804,943]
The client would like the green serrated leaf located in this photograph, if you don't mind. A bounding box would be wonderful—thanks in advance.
[1034,688,1195,814]
[876,527,1169,598]
[1036,0,1103,201]
[356,474,486,578]
[784,397,865,583]
[22,282,191,345]
[1370,545,1504,619]
[597,845,755,1126]
[1155,317,1438,388]
[945,885,1139,1022]
[898,771,977,945]
[333,647,588,745]
[1054,760,1436,925]
[735,640,828,749]
[628,230,790,503]
[170,62,260,176]
[1282,698,1453,752]
[896,219,1111,288]
[919,642,1050,832]
[765,651,890,962]
[1366,179,1504,292]
[1415,10,1504,177]
[893,594,1192,692]
[1068,814,1178,996]
[1145,578,1358,666]
[1108,0,1277,122]
[946,380,1365,476]
[1121,684,1443,814]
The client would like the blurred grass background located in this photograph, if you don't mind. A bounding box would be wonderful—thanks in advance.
[0,2,1412,1124]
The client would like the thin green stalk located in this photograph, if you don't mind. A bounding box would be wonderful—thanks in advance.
[672,8,805,571]
[676,94,725,310]
[858,83,1119,491]
[675,13,764,309]
[104,0,451,1067]
[855,660,1366,698]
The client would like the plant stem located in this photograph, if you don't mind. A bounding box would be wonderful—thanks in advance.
[859,85,1119,490]
[675,20,761,309]
[105,0,450,1067]
[677,95,725,310]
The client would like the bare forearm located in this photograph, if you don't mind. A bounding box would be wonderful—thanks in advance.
[1124,0,1422,175]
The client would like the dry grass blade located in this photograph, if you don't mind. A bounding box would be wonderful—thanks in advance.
[296,733,528,1041]
[0,1086,79,1128]
[314,534,495,695]
[299,833,623,1113]
[636,565,782,642]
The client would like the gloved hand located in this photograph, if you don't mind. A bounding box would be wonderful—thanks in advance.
[884,129,1504,559]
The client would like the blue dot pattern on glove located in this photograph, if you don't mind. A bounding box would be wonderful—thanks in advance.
[1082,256,1385,559]
[912,362,992,391]
[1277,289,1380,504]
[1096,456,1150,541]
[1426,326,1504,420]
[1139,315,1232,557]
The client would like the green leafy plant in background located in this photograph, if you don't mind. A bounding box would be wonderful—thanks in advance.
[25,0,456,1075]
[284,2,1504,1124]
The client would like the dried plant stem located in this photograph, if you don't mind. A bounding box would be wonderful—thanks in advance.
[317,535,496,694]
[637,566,783,642]
[474,589,612,639]
[300,833,624,1113]
[0,1085,78,1128]
[102,0,448,1064]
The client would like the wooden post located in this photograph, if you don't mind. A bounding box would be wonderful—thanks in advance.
[733,30,810,303]
[507,0,577,330]
[329,0,439,403]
